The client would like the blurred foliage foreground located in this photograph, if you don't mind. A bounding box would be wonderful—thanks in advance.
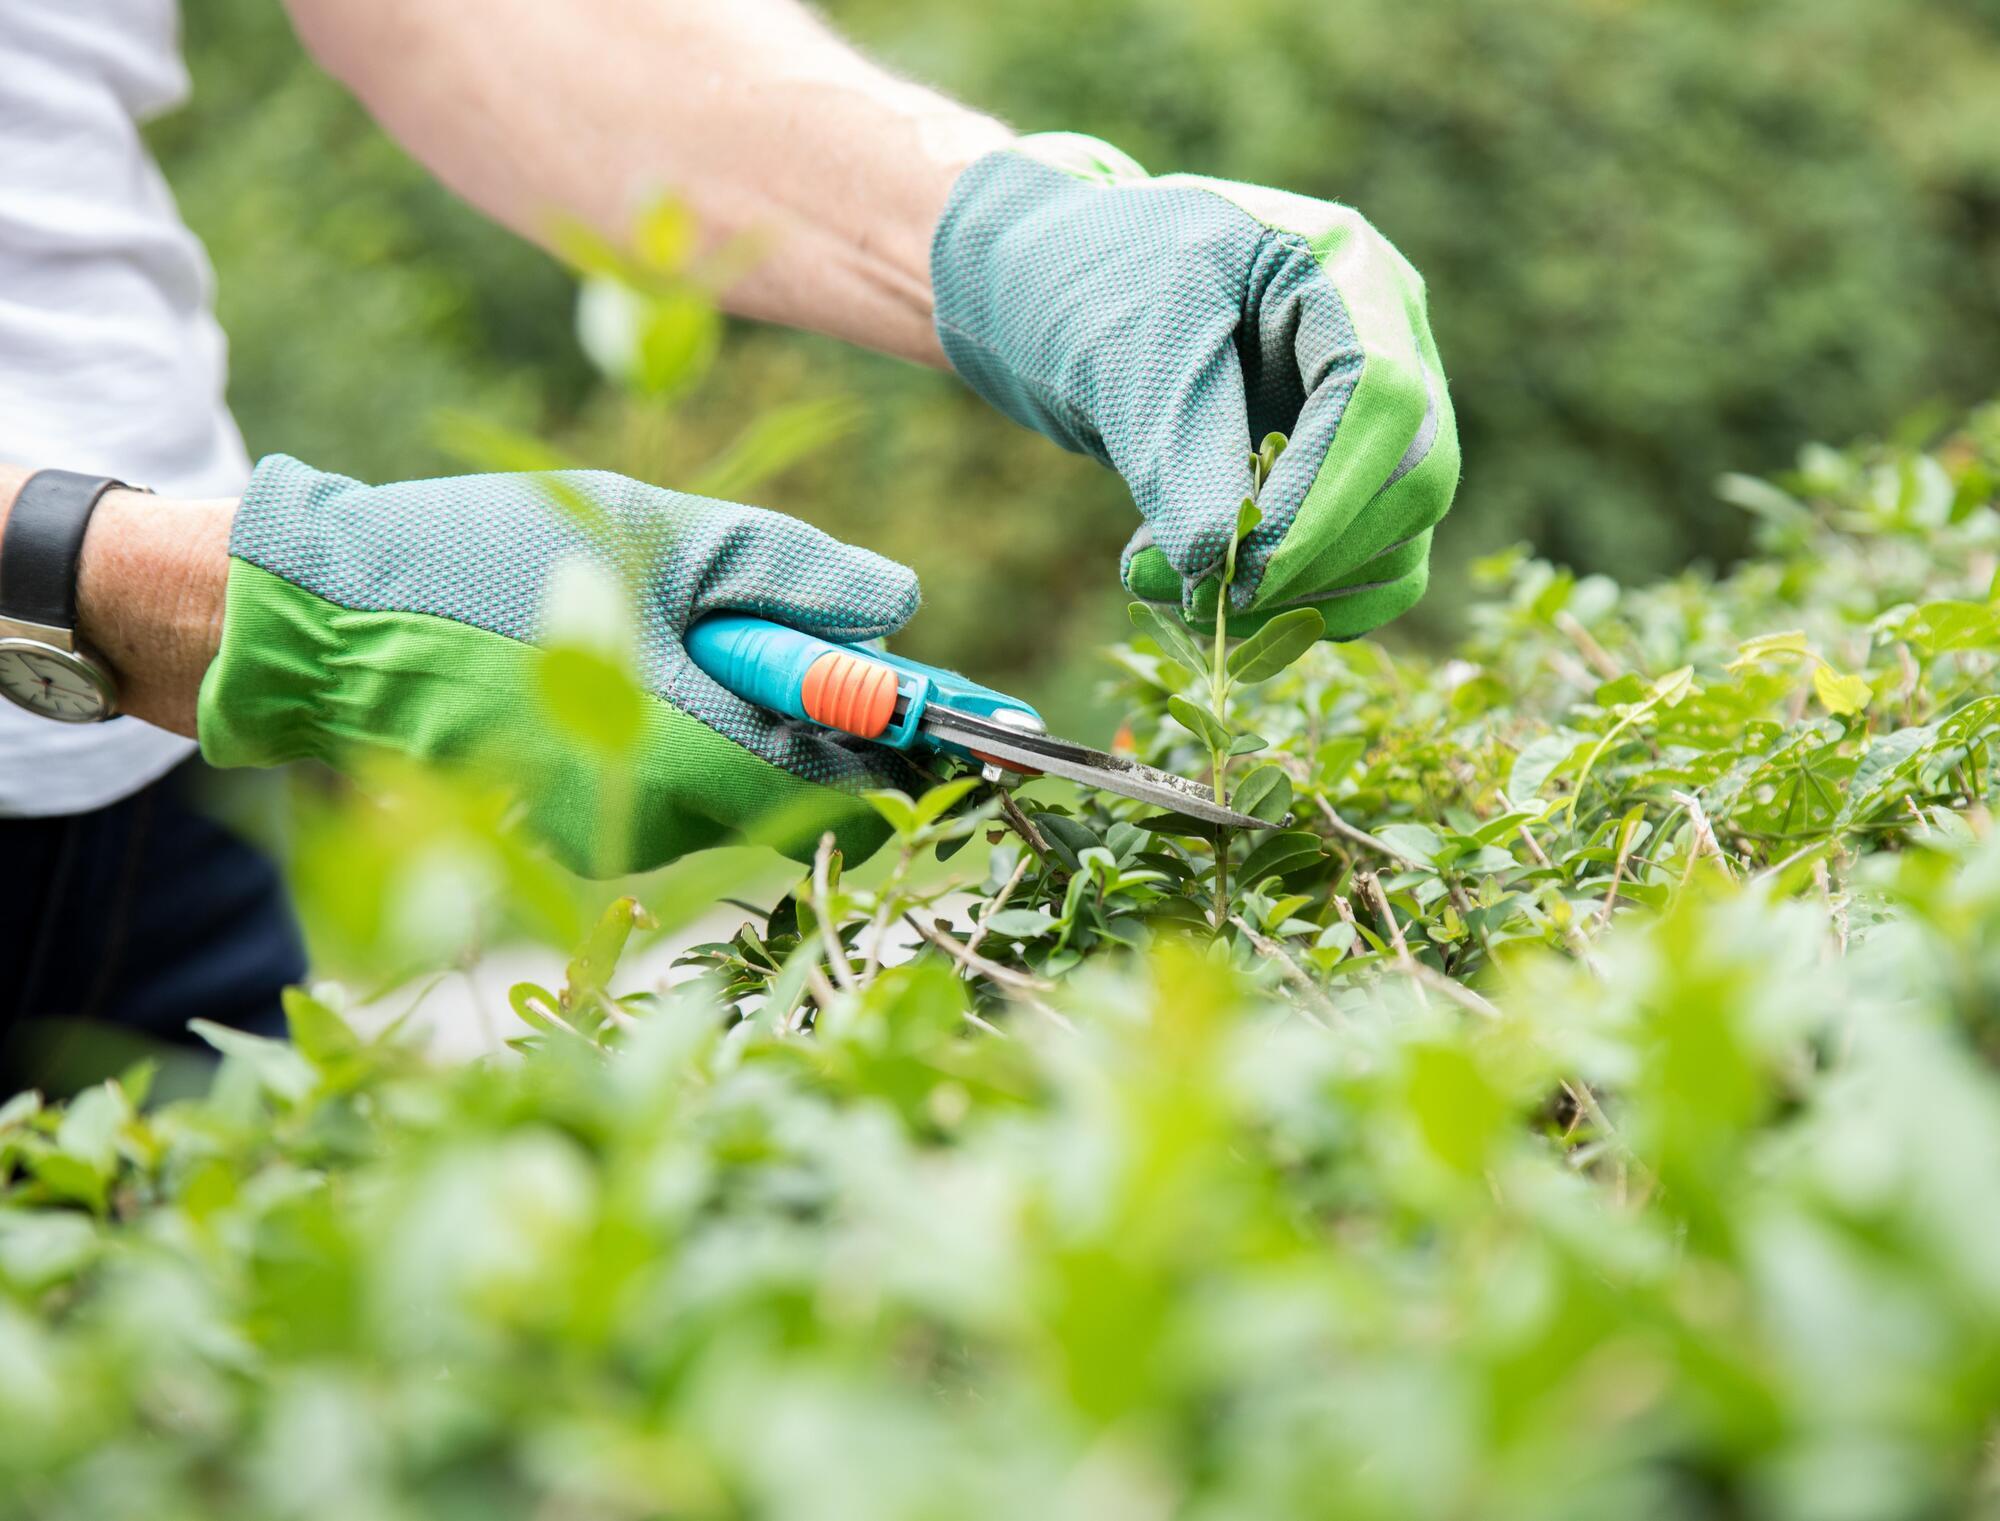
[10,404,2000,1517]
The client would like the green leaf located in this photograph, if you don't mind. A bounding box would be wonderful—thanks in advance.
[0,1212,99,1290]
[565,896,651,1014]
[1648,665,1698,707]
[1898,600,2000,656]
[763,941,818,1027]
[1257,431,1290,482]
[983,908,1059,940]
[635,287,723,398]
[1235,498,1264,542]
[28,1153,107,1214]
[1128,601,1208,672]
[1812,663,1871,717]
[1238,830,1325,885]
[632,199,698,272]
[1315,736,1368,785]
[283,988,363,1066]
[1135,813,1224,839]
[1032,813,1101,872]
[1374,823,1442,869]
[1232,765,1294,824]
[536,645,644,755]
[1728,629,1811,670]
[1509,731,1585,801]
[1227,608,1325,683]
[55,1086,124,1180]
[189,1020,318,1104]
[913,776,985,829]
[862,789,920,835]
[687,398,859,500]
[1167,694,1234,753]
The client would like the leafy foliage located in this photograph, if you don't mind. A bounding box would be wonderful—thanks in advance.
[10,406,2000,1514]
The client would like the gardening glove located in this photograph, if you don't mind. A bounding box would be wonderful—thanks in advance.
[196,454,924,875]
[932,132,1458,638]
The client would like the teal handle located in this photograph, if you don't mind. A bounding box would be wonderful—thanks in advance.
[685,616,838,727]
[686,614,1042,756]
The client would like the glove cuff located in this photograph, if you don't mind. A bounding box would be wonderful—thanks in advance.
[1010,131,1150,185]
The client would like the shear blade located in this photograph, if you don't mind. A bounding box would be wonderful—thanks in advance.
[920,705,1272,830]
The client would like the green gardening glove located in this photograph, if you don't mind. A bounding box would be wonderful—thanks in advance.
[931,133,1458,637]
[196,455,924,875]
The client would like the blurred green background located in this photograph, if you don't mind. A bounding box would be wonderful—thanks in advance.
[154,0,2000,694]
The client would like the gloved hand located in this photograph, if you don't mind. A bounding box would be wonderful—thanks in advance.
[932,133,1458,638]
[196,455,923,875]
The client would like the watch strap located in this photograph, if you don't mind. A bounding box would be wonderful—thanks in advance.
[0,470,134,631]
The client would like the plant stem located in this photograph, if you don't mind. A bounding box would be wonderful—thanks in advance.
[1227,914,1338,1029]
[860,843,915,982]
[961,851,1033,962]
[903,913,1074,1032]
[812,832,858,992]
[997,790,1059,872]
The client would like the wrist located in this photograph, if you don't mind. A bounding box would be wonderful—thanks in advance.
[0,464,29,536]
[72,486,237,737]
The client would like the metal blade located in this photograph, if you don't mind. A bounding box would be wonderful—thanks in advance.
[920,705,1273,830]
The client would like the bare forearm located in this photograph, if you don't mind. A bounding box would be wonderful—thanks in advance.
[284,0,1011,364]
[0,465,233,736]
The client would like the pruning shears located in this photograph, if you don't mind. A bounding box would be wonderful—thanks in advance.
[686,614,1270,830]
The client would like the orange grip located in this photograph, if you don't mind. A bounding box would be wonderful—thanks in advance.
[801,650,899,739]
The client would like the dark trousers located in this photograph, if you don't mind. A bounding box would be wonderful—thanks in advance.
[0,759,305,1088]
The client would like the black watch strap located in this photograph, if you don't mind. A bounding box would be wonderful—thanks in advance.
[0,470,135,631]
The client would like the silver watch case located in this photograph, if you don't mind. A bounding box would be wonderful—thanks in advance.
[0,615,120,723]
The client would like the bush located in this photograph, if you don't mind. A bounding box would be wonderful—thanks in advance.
[7,404,2000,1516]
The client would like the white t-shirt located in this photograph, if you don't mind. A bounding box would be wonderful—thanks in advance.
[0,0,248,816]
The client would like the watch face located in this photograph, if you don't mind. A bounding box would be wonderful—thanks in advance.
[0,641,116,723]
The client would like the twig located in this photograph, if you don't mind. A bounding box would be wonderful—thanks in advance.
[1445,881,1493,961]
[801,964,841,1027]
[1554,610,1622,682]
[961,1007,1008,1037]
[1518,824,1604,973]
[1333,886,1496,1019]
[1815,856,1849,958]
[1315,795,1428,870]
[1752,840,1827,886]
[1332,890,1360,930]
[1560,1078,1654,1204]
[1362,871,1415,966]
[997,789,1059,871]
[1516,824,1556,871]
[1547,650,1600,691]
[903,913,1075,1031]
[812,832,858,992]
[1227,914,1338,1029]
[1596,813,1640,930]
[860,842,916,982]
[1670,791,1735,882]
[962,851,1034,962]
[904,914,1053,993]
[1405,961,1502,1021]
[1360,871,1429,1010]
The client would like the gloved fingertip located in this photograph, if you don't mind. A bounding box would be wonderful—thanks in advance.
[1119,536,1182,606]
[846,549,921,635]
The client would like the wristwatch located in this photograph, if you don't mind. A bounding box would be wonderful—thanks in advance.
[0,470,142,723]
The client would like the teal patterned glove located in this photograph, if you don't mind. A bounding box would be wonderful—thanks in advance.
[932,133,1458,638]
[197,456,924,875]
